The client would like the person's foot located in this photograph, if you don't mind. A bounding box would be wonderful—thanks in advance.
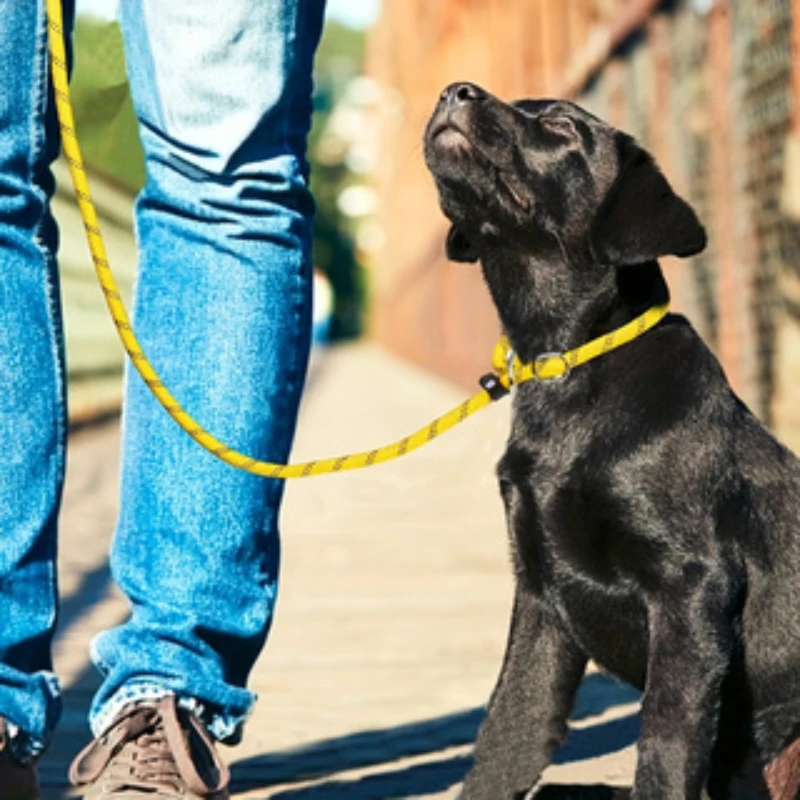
[0,718,39,800]
[69,695,230,799]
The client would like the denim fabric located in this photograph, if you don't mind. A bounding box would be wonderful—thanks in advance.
[0,0,75,759]
[0,0,323,754]
[90,0,325,742]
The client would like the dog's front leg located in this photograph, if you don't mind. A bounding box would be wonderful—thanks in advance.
[633,583,737,800]
[461,584,587,800]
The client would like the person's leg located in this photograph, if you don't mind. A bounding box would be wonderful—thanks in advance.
[0,0,73,764]
[89,0,325,742]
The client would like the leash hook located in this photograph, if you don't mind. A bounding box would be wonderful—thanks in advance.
[479,373,510,401]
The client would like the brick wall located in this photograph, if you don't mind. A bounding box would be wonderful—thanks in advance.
[367,0,800,443]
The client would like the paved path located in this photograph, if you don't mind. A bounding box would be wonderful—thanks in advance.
[42,343,638,798]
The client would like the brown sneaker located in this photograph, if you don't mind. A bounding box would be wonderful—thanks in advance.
[0,718,39,800]
[69,695,229,799]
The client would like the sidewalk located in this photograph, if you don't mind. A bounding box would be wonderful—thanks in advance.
[43,343,637,798]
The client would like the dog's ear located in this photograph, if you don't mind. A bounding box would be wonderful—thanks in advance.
[446,226,479,263]
[590,136,706,267]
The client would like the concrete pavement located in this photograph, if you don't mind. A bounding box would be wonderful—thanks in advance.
[42,343,638,798]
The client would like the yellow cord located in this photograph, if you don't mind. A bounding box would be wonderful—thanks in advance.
[45,0,668,478]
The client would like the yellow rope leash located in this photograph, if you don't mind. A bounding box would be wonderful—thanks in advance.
[45,0,668,478]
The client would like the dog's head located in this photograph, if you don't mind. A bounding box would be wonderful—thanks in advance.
[423,82,706,267]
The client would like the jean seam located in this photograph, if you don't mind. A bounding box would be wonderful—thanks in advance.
[31,0,67,657]
[90,681,248,742]
[283,0,316,415]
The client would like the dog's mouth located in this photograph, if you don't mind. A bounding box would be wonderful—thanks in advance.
[428,121,472,153]
[497,173,530,211]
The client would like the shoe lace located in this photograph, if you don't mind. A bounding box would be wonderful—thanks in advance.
[69,696,229,796]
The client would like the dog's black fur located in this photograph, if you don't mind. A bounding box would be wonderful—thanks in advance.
[423,83,800,799]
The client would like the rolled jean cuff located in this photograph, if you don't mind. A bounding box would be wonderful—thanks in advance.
[89,680,253,743]
[7,725,44,765]
[5,671,61,763]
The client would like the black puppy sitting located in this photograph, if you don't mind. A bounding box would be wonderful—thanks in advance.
[423,82,800,799]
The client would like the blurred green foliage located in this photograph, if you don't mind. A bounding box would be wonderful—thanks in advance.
[71,16,145,191]
[70,14,368,339]
[309,22,368,340]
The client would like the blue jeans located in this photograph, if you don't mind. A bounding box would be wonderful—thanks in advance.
[0,0,324,758]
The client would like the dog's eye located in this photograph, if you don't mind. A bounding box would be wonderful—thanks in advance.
[540,116,577,138]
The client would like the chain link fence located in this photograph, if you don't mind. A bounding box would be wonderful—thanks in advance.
[571,0,800,429]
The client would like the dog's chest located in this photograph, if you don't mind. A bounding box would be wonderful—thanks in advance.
[551,572,649,688]
[498,440,653,686]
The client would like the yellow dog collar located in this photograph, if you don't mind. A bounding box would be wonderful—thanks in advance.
[487,302,670,393]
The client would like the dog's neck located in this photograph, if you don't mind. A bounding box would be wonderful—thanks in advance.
[480,252,669,363]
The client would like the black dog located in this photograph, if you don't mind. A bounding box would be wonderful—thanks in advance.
[423,82,800,799]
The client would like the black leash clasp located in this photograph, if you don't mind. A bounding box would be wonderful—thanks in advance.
[479,373,509,401]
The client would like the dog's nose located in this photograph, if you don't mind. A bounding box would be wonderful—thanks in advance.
[440,82,485,107]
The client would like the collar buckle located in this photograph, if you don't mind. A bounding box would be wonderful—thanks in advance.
[533,352,572,383]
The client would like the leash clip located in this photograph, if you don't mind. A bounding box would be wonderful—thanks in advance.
[479,373,510,401]
[533,352,572,383]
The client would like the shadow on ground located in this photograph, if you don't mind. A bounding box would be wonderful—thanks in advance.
[45,558,639,799]
[231,673,640,799]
